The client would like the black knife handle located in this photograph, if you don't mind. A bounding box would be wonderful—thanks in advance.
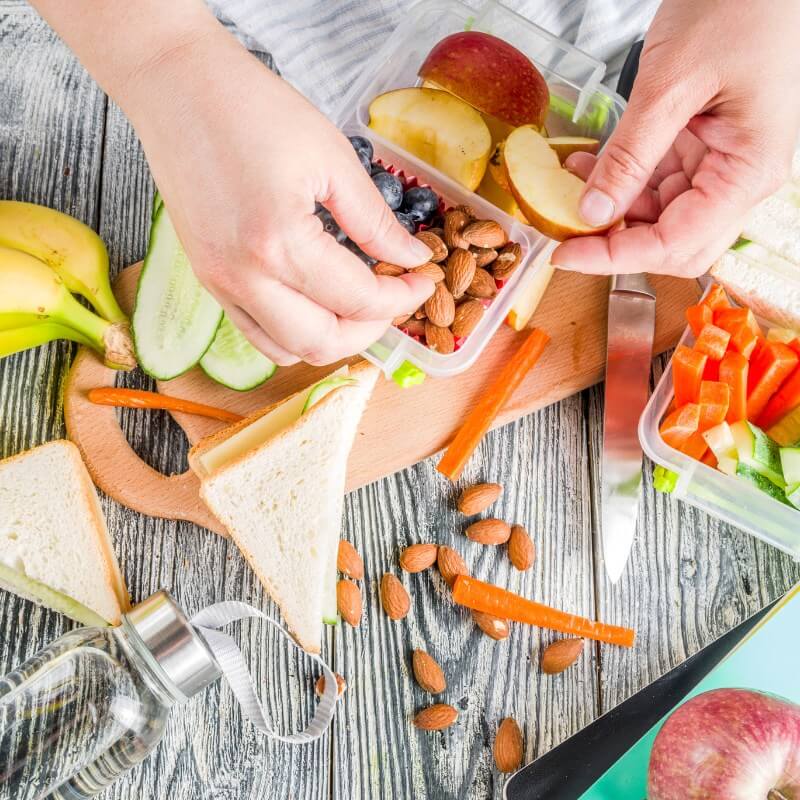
[616,40,643,101]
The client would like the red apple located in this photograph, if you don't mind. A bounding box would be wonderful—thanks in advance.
[648,688,800,800]
[418,32,549,130]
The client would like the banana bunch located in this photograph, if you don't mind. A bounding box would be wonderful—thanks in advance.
[0,201,135,369]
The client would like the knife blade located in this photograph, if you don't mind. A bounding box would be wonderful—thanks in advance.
[601,273,656,582]
[600,40,653,583]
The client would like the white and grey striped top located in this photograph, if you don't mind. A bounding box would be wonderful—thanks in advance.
[208,0,660,115]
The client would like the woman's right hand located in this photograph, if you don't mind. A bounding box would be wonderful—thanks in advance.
[120,24,434,366]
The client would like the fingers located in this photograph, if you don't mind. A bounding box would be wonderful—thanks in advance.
[577,47,708,227]
[322,149,432,269]
[223,305,301,367]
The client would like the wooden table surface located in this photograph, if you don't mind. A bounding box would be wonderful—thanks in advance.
[1,4,799,798]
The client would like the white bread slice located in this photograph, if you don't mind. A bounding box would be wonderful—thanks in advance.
[0,440,129,625]
[189,362,379,653]
[741,183,800,266]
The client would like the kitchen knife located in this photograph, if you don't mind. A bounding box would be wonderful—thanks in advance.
[600,41,654,583]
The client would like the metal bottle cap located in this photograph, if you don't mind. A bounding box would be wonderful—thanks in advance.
[123,590,221,702]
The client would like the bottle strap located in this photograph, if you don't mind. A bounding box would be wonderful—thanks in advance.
[190,600,338,744]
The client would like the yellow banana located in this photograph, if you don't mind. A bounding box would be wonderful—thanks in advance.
[0,322,93,359]
[0,246,135,369]
[0,200,127,323]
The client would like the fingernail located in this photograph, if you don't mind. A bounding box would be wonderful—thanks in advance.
[409,238,432,265]
[580,188,615,226]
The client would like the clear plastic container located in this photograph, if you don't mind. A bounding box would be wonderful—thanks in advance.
[639,286,800,560]
[334,0,627,379]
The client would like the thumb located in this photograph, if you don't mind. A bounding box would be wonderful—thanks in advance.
[324,159,432,269]
[579,62,695,226]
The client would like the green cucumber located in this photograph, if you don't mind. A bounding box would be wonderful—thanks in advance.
[132,206,223,380]
[730,421,786,488]
[786,482,800,511]
[302,376,355,413]
[200,313,277,391]
[152,190,163,221]
[736,463,790,505]
[780,447,800,485]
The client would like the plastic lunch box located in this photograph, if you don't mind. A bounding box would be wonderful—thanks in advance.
[333,0,627,381]
[639,283,800,560]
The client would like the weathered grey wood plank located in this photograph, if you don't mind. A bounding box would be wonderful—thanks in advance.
[334,394,599,800]
[589,355,800,714]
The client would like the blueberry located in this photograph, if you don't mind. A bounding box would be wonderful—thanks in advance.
[394,211,416,235]
[348,135,374,163]
[370,162,387,176]
[316,207,347,243]
[372,171,404,211]
[343,238,377,267]
[402,185,439,223]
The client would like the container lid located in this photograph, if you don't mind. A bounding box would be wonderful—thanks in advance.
[123,591,221,701]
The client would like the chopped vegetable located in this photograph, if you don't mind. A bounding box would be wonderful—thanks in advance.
[786,482,800,511]
[766,327,798,344]
[700,449,718,468]
[703,359,720,381]
[451,575,635,648]
[702,421,737,464]
[701,284,731,311]
[87,387,243,424]
[768,405,800,447]
[714,307,761,339]
[728,325,760,359]
[653,465,679,493]
[672,345,707,406]
[678,431,708,460]
[719,351,749,423]
[698,380,730,431]
[757,362,800,430]
[694,323,730,361]
[659,403,700,450]
[730,420,786,488]
[686,303,712,337]
[437,328,549,481]
[736,463,790,505]
[746,341,799,421]
[780,447,800,485]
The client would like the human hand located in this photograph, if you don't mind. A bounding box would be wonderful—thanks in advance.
[552,0,800,277]
[123,28,433,366]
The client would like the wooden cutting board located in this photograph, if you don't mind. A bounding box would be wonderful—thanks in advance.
[64,263,698,536]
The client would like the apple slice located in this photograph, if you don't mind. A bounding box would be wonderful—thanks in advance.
[419,32,550,129]
[487,142,512,193]
[506,256,555,330]
[368,87,491,191]
[504,125,612,241]
[476,170,528,224]
[546,136,600,164]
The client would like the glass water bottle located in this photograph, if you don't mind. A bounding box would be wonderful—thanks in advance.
[0,592,221,800]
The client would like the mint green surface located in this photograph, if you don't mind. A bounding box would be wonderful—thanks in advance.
[579,586,800,799]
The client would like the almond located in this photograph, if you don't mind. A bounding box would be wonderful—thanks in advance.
[412,261,445,283]
[426,226,445,238]
[455,204,477,220]
[437,545,469,588]
[494,718,523,772]
[472,610,510,640]
[399,543,439,573]
[380,573,410,620]
[412,649,446,694]
[337,579,362,626]
[425,322,455,354]
[541,638,584,674]
[413,307,427,320]
[393,312,412,326]
[315,673,347,698]
[337,540,364,580]
[445,248,477,300]
[462,219,506,249]
[413,703,458,731]
[471,246,498,268]
[492,242,522,280]
[466,267,498,299]
[374,261,406,277]
[508,524,535,571]
[424,282,455,328]
[415,230,448,262]
[444,208,470,250]
[457,482,503,515]
[451,300,484,339]
[466,518,511,545]
[402,317,426,337]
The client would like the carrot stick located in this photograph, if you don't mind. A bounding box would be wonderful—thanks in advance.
[452,575,635,648]
[438,328,550,481]
[88,387,243,424]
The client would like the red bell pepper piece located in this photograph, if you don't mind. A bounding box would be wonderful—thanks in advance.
[719,351,749,423]
[694,324,731,361]
[701,284,731,311]
[660,403,701,450]
[698,380,730,431]
[672,345,707,406]
[746,341,799,421]
[756,340,800,429]
[703,359,720,381]
[686,303,713,337]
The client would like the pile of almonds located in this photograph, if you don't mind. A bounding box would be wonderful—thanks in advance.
[384,206,523,354]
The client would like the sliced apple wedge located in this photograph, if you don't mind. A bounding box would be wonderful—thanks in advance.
[506,256,555,330]
[477,170,528,224]
[505,125,612,241]
[368,87,491,191]
[546,136,600,164]
[487,142,511,193]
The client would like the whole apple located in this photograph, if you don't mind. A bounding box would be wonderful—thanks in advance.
[648,688,800,800]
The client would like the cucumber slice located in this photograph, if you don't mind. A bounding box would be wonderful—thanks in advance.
[730,421,786,488]
[132,206,222,380]
[702,421,737,462]
[736,463,790,505]
[779,447,800,485]
[717,456,738,476]
[152,190,163,221]
[303,375,355,413]
[786,482,800,510]
[200,313,277,391]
